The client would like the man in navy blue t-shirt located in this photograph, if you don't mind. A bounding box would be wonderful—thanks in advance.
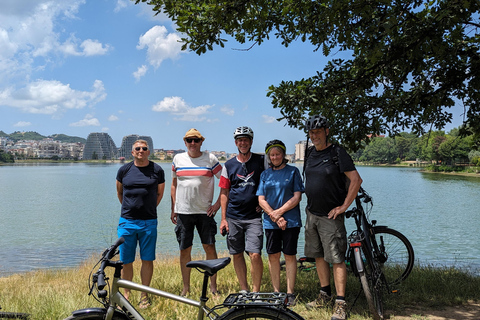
[219,126,266,294]
[116,140,165,308]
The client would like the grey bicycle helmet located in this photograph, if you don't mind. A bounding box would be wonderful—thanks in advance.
[233,126,254,139]
[305,114,329,131]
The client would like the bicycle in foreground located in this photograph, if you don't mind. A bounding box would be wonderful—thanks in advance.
[64,237,305,320]
[345,187,415,320]
[0,304,29,319]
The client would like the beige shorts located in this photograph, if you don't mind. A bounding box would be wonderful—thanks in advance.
[304,208,347,264]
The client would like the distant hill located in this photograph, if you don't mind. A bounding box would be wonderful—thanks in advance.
[8,131,46,141]
[0,131,86,143]
[49,134,86,144]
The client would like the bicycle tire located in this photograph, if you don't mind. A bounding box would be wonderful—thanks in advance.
[359,271,381,320]
[218,306,304,320]
[0,312,30,319]
[372,226,414,286]
[63,308,130,320]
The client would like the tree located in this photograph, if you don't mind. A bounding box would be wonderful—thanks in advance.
[137,0,480,151]
[359,136,398,163]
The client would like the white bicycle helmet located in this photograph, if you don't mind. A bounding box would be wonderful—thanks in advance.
[233,126,254,139]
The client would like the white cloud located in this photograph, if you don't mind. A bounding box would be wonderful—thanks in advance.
[114,0,128,13]
[80,39,111,56]
[0,79,106,115]
[108,115,119,121]
[69,114,100,127]
[58,37,111,57]
[152,96,215,122]
[0,0,110,83]
[13,121,32,127]
[133,65,148,81]
[137,25,183,69]
[220,106,235,116]
[262,115,276,123]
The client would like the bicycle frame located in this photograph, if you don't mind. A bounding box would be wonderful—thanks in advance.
[105,277,208,320]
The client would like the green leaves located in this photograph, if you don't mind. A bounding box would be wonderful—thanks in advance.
[137,0,480,151]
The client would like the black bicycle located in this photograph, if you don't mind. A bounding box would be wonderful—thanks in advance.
[64,237,305,320]
[345,187,414,320]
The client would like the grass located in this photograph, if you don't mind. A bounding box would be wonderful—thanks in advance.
[1,254,479,320]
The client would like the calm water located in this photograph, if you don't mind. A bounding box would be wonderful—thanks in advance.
[0,163,479,276]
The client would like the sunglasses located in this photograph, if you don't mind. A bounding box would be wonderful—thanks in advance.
[185,138,202,143]
[134,146,148,151]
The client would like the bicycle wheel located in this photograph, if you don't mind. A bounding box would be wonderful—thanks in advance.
[359,271,382,320]
[218,306,304,320]
[63,308,130,320]
[372,226,414,286]
[0,312,30,319]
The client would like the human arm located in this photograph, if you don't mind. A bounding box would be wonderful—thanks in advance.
[328,170,363,219]
[219,188,229,234]
[170,177,177,224]
[207,192,221,217]
[116,180,123,204]
[259,192,302,226]
[157,182,165,206]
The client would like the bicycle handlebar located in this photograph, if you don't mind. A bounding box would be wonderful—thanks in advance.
[96,237,125,290]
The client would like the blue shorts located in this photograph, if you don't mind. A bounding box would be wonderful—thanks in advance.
[117,217,157,264]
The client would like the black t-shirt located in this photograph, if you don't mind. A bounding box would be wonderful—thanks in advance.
[116,161,165,220]
[304,144,356,216]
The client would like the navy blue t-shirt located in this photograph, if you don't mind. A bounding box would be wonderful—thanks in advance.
[116,161,165,220]
[219,153,265,220]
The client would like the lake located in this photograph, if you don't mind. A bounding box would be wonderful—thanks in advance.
[0,162,479,277]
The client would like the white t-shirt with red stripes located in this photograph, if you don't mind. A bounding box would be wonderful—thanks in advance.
[172,151,222,214]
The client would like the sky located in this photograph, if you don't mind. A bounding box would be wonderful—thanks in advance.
[0,0,465,154]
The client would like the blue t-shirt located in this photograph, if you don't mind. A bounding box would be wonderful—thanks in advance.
[116,161,165,220]
[256,165,305,229]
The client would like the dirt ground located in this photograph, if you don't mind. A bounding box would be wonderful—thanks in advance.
[387,301,480,320]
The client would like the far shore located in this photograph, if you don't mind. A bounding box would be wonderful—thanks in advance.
[3,159,480,178]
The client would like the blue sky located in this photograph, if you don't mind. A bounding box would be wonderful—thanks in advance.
[0,0,464,154]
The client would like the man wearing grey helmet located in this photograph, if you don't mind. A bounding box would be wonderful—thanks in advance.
[303,115,363,320]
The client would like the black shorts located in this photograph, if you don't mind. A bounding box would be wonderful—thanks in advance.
[175,214,217,250]
[265,227,300,255]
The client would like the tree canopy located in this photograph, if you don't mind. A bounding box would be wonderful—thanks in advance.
[136,0,480,151]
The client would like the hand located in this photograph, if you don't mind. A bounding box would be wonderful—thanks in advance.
[171,212,178,224]
[269,209,283,223]
[327,206,346,220]
[220,219,229,235]
[276,217,287,230]
[207,203,219,217]
[256,205,263,213]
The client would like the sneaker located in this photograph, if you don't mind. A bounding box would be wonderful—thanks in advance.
[286,293,296,307]
[239,290,249,295]
[331,300,347,320]
[306,290,333,309]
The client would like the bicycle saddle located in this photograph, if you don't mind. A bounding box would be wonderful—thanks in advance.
[186,257,231,276]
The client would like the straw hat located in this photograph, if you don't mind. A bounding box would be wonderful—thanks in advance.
[183,128,205,141]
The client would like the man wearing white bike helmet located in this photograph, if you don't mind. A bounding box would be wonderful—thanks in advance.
[219,126,266,294]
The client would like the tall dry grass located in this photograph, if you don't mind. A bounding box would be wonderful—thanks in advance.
[1,253,479,320]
